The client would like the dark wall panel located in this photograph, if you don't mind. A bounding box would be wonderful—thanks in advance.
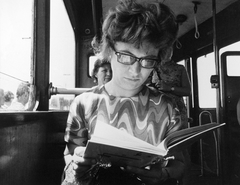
[0,112,68,185]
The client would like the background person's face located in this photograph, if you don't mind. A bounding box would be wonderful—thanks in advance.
[23,91,30,106]
[96,64,112,86]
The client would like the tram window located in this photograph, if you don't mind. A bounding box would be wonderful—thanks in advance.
[197,53,217,108]
[49,0,75,110]
[220,41,240,76]
[225,56,240,76]
[0,0,33,111]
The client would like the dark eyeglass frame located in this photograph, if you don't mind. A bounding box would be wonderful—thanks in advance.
[113,49,159,69]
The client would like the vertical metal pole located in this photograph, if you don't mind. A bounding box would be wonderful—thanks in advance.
[212,0,220,124]
[91,0,101,39]
[212,0,222,181]
[91,0,97,35]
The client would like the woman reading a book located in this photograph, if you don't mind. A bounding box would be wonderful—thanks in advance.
[62,0,185,185]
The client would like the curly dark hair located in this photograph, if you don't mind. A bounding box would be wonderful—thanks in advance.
[92,0,178,62]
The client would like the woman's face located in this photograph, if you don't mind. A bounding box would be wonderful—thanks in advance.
[96,63,112,86]
[108,41,159,96]
[22,91,30,106]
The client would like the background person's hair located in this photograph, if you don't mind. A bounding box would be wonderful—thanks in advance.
[158,46,173,65]
[16,83,30,98]
[91,59,111,83]
[4,91,14,102]
[94,0,178,62]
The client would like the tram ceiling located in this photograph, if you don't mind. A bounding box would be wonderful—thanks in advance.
[102,0,238,38]
[63,0,238,39]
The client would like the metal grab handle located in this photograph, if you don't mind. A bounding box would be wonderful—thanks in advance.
[199,111,213,126]
[193,1,200,39]
[194,14,200,39]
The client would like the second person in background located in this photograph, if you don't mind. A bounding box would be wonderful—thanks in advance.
[91,59,112,86]
[152,47,191,129]
[152,47,191,185]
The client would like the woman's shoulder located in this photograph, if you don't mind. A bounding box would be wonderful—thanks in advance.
[73,86,106,102]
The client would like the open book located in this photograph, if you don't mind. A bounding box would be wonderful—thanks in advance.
[84,122,225,168]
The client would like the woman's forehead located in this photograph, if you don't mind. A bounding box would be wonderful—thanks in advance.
[115,42,159,57]
[101,63,111,67]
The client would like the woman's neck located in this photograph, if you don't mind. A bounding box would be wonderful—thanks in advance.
[104,81,143,98]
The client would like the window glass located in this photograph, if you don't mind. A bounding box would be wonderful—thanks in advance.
[197,53,217,108]
[0,0,33,111]
[178,60,185,66]
[49,0,75,110]
[220,41,240,76]
[225,56,240,76]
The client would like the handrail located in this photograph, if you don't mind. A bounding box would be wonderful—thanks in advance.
[199,111,213,126]
[48,83,92,98]
[199,111,219,177]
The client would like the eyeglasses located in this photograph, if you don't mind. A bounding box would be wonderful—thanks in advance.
[114,50,158,69]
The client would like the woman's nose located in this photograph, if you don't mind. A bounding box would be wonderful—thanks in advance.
[129,60,141,75]
[106,70,111,76]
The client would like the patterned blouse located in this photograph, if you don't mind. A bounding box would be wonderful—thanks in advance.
[64,85,181,155]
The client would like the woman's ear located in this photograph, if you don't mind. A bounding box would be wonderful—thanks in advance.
[94,74,98,83]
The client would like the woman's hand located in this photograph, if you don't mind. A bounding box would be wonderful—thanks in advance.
[156,81,172,92]
[62,147,97,185]
[71,146,97,179]
[123,162,165,185]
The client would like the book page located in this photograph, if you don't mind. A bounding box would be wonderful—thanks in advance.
[85,121,225,167]
[84,121,167,167]
[92,121,167,156]
[162,122,225,155]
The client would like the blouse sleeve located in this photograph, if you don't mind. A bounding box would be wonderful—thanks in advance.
[64,95,89,155]
[164,95,182,137]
